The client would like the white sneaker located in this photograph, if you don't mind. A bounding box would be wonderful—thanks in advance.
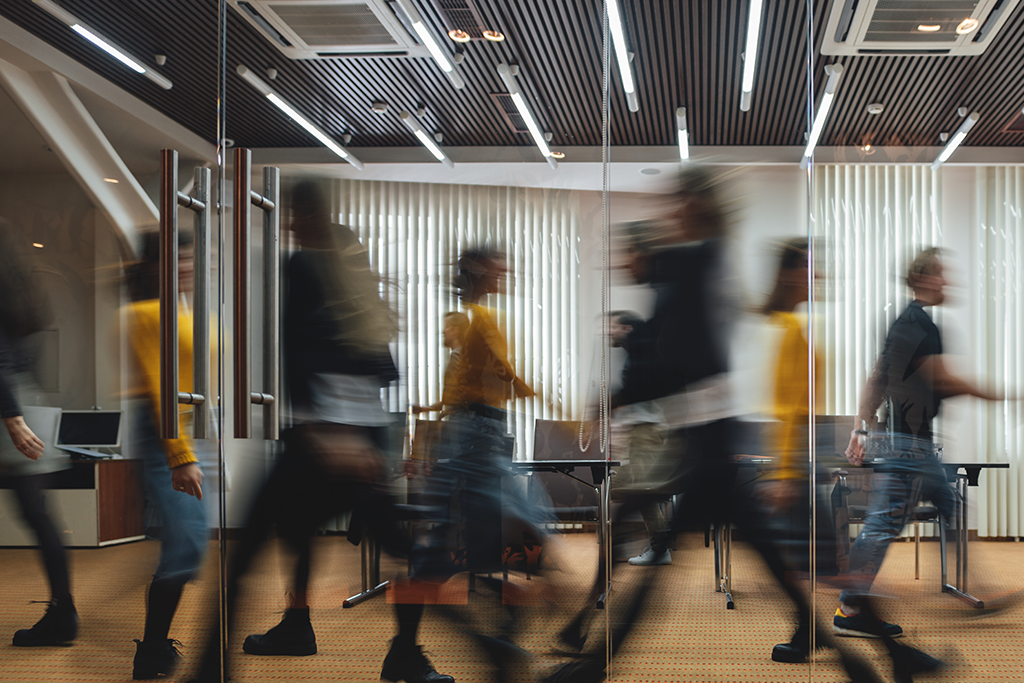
[628,547,671,566]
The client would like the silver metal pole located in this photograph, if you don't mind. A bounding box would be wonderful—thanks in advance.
[262,166,280,440]
[234,148,251,438]
[192,166,211,440]
[159,149,179,439]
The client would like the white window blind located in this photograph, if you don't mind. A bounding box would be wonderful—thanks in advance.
[974,167,1024,537]
[331,179,582,460]
[811,165,942,416]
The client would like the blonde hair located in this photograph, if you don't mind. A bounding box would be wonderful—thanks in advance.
[906,247,942,288]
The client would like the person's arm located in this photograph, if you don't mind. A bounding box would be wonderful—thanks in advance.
[845,358,885,466]
[919,354,1008,402]
[0,334,44,460]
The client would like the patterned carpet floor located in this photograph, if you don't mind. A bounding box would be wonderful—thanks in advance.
[1,532,1022,682]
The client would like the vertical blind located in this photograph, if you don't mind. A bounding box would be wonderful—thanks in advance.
[975,167,1024,538]
[332,179,582,460]
[812,165,942,416]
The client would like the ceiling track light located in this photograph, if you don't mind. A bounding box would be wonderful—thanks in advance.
[606,0,638,113]
[739,0,764,111]
[33,0,172,89]
[394,0,464,89]
[399,111,454,168]
[800,63,844,169]
[497,63,557,169]
[931,111,980,170]
[676,107,689,161]
[237,65,363,170]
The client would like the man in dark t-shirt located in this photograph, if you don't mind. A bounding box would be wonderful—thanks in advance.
[835,247,1010,641]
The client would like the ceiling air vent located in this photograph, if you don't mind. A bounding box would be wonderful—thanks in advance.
[229,0,429,59]
[490,93,528,133]
[1002,109,1024,133]
[429,0,487,40]
[822,0,1022,56]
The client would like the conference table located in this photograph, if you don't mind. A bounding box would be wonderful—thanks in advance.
[512,459,620,607]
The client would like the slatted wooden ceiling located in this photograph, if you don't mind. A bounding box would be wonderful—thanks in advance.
[2,0,1022,151]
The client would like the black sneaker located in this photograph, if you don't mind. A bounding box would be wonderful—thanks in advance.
[833,608,903,638]
[12,599,78,646]
[243,607,317,656]
[380,640,454,683]
[133,638,183,680]
[771,624,831,663]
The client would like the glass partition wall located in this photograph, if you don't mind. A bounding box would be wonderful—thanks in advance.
[3,0,1023,682]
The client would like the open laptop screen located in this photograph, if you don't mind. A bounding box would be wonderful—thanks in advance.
[57,411,122,448]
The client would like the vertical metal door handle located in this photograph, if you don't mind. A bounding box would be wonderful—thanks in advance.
[159,149,180,439]
[233,148,251,438]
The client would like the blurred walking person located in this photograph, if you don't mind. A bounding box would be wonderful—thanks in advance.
[0,223,78,647]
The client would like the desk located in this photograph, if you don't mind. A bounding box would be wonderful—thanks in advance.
[835,460,1009,608]
[512,460,619,607]
[940,462,1008,607]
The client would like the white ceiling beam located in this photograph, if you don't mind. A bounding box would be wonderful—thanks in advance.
[0,58,158,252]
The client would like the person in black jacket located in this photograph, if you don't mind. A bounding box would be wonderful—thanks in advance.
[187,180,408,682]
[0,224,77,646]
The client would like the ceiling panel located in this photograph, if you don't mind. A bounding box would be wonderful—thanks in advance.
[1,0,1021,152]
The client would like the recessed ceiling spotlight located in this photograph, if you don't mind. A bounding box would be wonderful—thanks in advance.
[371,101,388,114]
[103,177,119,183]
[866,103,884,115]
[448,29,471,42]
[917,24,941,32]
[640,168,661,175]
[956,17,979,34]
[550,151,565,159]
[32,243,44,249]
[861,144,875,155]
[482,30,505,42]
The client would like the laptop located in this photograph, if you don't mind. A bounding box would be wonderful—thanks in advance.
[56,410,122,459]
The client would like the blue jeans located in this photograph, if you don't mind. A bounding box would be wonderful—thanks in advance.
[839,434,955,605]
[137,412,208,582]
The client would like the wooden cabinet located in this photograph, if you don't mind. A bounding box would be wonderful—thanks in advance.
[0,459,145,547]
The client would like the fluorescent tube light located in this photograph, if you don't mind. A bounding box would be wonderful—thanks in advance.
[676,107,689,161]
[931,111,979,169]
[740,0,764,111]
[394,0,465,89]
[606,0,638,112]
[801,63,844,168]
[497,63,558,169]
[400,111,454,168]
[33,0,172,89]
[237,65,363,170]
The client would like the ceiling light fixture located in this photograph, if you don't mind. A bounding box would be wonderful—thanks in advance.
[448,29,471,42]
[550,151,565,159]
[676,107,689,161]
[740,0,765,111]
[394,0,464,89]
[33,0,172,89]
[482,30,505,42]
[606,0,638,112]
[917,24,941,32]
[237,65,363,169]
[956,17,980,34]
[103,177,119,183]
[32,243,44,249]
[399,111,454,168]
[497,63,557,169]
[931,111,979,169]
[801,63,844,168]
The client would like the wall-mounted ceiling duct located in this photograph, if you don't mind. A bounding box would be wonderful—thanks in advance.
[229,0,429,59]
[822,0,1022,56]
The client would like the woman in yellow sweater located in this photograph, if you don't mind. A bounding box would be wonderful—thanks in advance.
[125,231,208,680]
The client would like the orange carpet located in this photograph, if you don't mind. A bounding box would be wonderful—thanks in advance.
[0,533,1022,682]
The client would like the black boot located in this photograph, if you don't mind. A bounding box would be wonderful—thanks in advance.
[13,598,78,646]
[380,639,454,683]
[243,607,317,656]
[771,623,832,663]
[133,638,183,680]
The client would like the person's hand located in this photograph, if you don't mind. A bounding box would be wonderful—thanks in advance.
[411,405,426,415]
[845,430,865,466]
[171,463,204,500]
[4,416,44,460]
